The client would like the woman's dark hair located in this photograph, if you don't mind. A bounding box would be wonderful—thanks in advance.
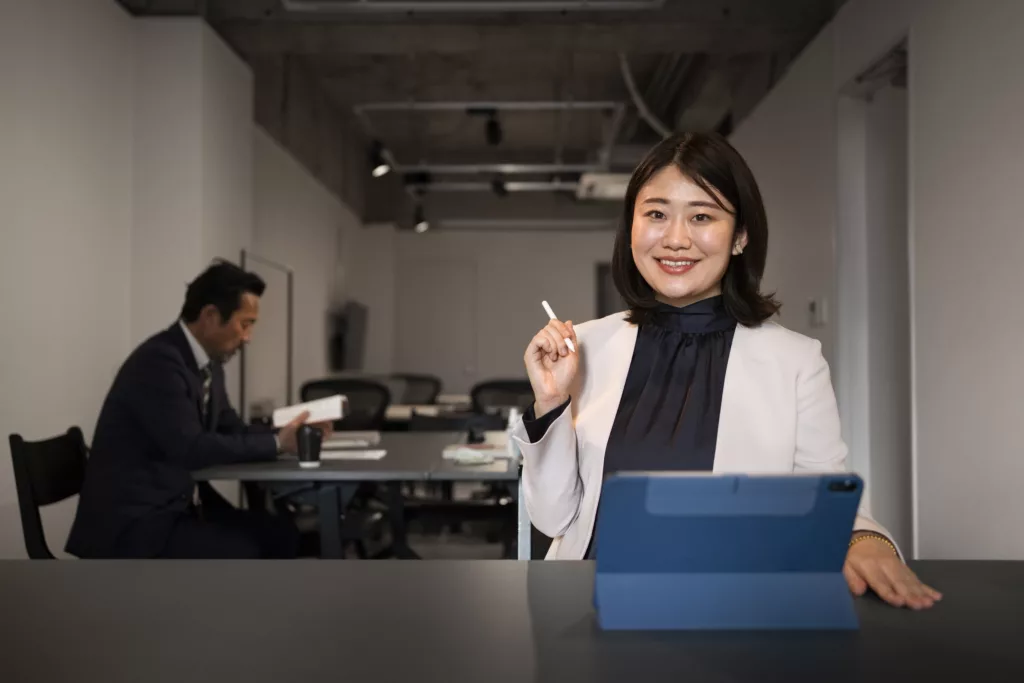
[611,132,780,327]
[180,261,266,323]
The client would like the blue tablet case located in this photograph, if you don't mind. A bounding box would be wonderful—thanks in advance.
[593,473,863,631]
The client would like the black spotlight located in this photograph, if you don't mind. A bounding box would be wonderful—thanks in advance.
[485,113,503,146]
[369,140,390,178]
[413,204,430,233]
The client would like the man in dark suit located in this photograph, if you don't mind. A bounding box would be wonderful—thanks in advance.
[67,262,322,558]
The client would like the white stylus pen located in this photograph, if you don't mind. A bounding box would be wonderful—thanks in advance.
[541,300,576,353]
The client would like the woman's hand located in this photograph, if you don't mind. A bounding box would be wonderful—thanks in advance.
[844,536,942,610]
[524,319,579,417]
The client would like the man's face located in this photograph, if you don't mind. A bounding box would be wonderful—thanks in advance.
[201,293,260,363]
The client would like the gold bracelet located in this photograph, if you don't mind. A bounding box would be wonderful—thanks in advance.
[849,532,899,557]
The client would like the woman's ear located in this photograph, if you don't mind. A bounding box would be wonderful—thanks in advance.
[732,229,749,256]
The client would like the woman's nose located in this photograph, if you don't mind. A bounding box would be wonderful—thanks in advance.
[663,218,693,248]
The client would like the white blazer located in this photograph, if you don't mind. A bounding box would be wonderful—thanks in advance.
[511,311,894,560]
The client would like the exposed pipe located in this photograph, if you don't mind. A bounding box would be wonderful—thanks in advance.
[354,100,619,113]
[393,162,602,175]
[618,52,672,138]
[405,180,580,193]
[282,0,665,14]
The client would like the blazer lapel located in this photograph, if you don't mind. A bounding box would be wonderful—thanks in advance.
[165,324,207,427]
[579,320,638,488]
[714,324,793,473]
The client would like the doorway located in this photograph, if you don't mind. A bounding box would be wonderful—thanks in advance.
[836,42,913,554]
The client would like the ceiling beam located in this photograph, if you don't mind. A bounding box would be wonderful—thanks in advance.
[221,22,808,56]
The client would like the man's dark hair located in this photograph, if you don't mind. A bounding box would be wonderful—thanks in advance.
[180,261,266,323]
[611,132,781,327]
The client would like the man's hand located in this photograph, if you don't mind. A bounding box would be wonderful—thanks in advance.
[277,411,311,454]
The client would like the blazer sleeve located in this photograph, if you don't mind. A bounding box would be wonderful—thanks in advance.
[128,347,278,470]
[210,368,252,438]
[510,404,584,539]
[793,339,902,557]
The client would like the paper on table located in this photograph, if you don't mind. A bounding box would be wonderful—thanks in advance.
[319,449,386,461]
[442,444,506,464]
[325,430,381,445]
[272,395,346,428]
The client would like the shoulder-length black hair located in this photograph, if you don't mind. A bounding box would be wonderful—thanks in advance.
[611,132,780,327]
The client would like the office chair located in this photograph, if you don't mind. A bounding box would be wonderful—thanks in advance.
[392,373,443,405]
[301,378,391,431]
[9,427,89,559]
[470,379,535,415]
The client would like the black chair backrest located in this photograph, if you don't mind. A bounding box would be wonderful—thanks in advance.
[300,379,391,431]
[392,374,443,405]
[407,412,505,434]
[9,427,89,559]
[471,379,535,415]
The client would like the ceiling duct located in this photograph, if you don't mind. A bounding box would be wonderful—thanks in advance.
[576,172,631,201]
[282,0,665,14]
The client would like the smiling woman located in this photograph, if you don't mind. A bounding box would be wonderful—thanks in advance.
[514,132,941,611]
[612,132,780,326]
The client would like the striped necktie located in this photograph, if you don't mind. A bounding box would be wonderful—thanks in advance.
[200,364,213,427]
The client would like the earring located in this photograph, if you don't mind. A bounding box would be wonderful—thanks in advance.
[733,244,744,255]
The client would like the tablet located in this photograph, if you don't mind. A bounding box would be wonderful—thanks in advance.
[594,472,863,630]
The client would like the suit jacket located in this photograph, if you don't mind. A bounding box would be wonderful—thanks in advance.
[66,324,277,558]
[511,312,895,560]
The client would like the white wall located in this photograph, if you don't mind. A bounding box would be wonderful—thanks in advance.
[730,26,839,362]
[0,10,279,557]
[343,224,397,375]
[864,85,912,551]
[731,0,1024,558]
[0,0,136,558]
[248,128,346,410]
[392,231,615,392]
[132,21,204,344]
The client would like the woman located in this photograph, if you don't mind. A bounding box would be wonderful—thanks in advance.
[514,132,940,610]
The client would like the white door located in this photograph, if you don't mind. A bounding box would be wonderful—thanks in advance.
[394,260,478,395]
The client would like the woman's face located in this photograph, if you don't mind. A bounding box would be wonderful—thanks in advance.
[630,165,747,308]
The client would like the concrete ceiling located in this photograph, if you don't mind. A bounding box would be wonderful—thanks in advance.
[117,0,846,231]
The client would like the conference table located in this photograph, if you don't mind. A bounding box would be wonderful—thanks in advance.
[3,560,1020,682]
[194,431,522,559]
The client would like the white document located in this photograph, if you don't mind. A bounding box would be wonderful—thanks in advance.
[272,394,346,428]
[319,449,387,461]
[442,444,507,464]
[323,431,381,449]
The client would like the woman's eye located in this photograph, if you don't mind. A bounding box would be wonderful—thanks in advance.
[693,213,711,223]
[645,210,666,220]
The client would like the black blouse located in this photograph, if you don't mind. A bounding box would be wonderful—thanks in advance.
[522,295,737,558]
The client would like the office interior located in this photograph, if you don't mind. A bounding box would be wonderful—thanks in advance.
[2,0,1022,567]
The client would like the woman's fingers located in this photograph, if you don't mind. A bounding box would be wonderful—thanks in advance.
[881,562,939,610]
[542,325,569,358]
[547,320,574,354]
[843,562,868,596]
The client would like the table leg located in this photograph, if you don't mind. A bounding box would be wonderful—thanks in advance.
[516,479,530,561]
[317,484,345,559]
[374,483,420,560]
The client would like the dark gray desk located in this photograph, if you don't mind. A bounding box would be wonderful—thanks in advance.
[2,561,1021,683]
[193,432,520,558]
[195,431,466,482]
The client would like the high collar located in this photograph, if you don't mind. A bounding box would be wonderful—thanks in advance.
[646,295,736,333]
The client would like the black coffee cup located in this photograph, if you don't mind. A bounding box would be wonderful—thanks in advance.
[296,424,323,469]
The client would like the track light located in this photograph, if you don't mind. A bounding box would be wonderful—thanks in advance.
[491,177,508,197]
[369,140,391,178]
[485,113,503,146]
[413,204,430,233]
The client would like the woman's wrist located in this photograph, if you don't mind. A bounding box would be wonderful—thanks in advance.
[534,395,569,419]
[849,531,899,558]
